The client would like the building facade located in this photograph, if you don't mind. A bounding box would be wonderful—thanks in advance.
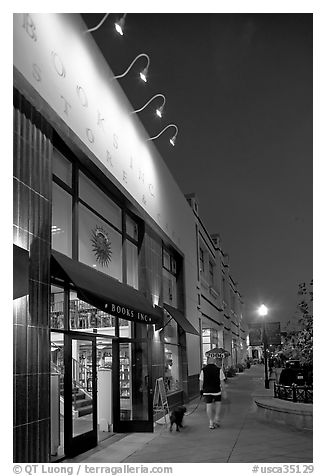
[185,194,249,369]
[13,13,201,462]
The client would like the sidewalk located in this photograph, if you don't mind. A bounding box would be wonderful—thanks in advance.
[67,365,313,463]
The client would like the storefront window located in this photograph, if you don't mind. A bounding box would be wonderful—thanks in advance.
[126,240,139,289]
[52,150,141,295]
[69,292,116,333]
[163,311,181,393]
[79,172,121,230]
[50,331,64,460]
[50,285,65,329]
[52,182,72,257]
[202,327,219,365]
[78,204,122,281]
[164,344,181,393]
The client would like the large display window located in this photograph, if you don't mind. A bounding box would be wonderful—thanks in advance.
[78,204,123,281]
[51,146,140,289]
[79,172,121,230]
[163,311,181,394]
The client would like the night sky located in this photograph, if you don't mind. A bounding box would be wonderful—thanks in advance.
[82,12,313,329]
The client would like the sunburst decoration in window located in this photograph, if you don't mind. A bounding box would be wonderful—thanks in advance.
[90,225,112,267]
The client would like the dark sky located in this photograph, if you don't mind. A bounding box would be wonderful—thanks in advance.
[82,13,313,328]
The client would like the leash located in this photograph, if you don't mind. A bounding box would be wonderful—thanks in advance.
[185,395,202,416]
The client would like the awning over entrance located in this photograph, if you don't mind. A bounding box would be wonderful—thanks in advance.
[51,250,163,326]
[163,303,199,336]
[13,244,29,299]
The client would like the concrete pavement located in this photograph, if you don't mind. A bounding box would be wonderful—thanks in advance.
[68,364,313,463]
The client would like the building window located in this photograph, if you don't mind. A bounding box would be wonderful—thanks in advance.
[162,269,177,307]
[126,214,138,241]
[209,261,214,286]
[163,248,171,271]
[51,146,140,289]
[126,240,139,289]
[200,247,204,273]
[52,182,72,257]
[53,148,72,186]
[202,327,219,365]
[79,172,121,230]
[162,247,178,306]
[163,312,181,394]
[78,203,123,281]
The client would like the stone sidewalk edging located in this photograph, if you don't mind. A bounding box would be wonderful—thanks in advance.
[254,397,313,431]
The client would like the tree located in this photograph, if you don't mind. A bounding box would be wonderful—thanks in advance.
[282,280,313,367]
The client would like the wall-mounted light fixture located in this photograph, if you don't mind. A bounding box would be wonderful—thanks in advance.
[112,53,150,82]
[84,13,110,33]
[84,13,127,35]
[131,94,166,118]
[147,124,179,146]
[115,14,127,35]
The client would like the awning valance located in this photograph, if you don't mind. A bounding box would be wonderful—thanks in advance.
[162,303,199,336]
[13,244,29,299]
[51,250,163,326]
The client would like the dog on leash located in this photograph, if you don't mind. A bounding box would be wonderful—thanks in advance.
[169,406,187,432]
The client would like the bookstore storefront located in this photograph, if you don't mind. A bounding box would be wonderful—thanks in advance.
[13,14,200,462]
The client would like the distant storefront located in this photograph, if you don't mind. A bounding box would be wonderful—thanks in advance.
[13,13,200,462]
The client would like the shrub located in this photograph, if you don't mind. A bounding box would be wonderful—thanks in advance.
[237,363,244,372]
[226,366,237,377]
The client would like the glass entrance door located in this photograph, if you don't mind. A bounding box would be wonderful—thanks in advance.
[113,339,153,432]
[64,334,97,457]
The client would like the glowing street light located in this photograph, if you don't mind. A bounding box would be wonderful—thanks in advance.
[258,304,269,389]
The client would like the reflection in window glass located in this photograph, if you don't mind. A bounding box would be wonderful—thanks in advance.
[79,172,121,230]
[69,294,116,332]
[53,148,72,186]
[79,204,122,281]
[50,331,65,460]
[126,240,139,290]
[163,311,178,345]
[52,182,72,257]
[72,338,93,437]
[164,344,181,394]
[163,269,177,307]
[50,285,65,329]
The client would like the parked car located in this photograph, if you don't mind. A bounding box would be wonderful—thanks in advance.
[285,360,306,385]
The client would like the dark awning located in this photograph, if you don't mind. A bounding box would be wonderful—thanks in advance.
[13,244,29,299]
[51,250,163,326]
[163,303,199,336]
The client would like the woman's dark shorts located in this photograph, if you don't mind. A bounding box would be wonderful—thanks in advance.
[204,394,221,403]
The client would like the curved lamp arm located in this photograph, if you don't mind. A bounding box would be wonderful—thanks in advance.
[113,53,150,80]
[84,13,110,33]
[131,94,166,114]
[147,124,179,146]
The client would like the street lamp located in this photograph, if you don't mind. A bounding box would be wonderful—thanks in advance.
[258,304,269,389]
